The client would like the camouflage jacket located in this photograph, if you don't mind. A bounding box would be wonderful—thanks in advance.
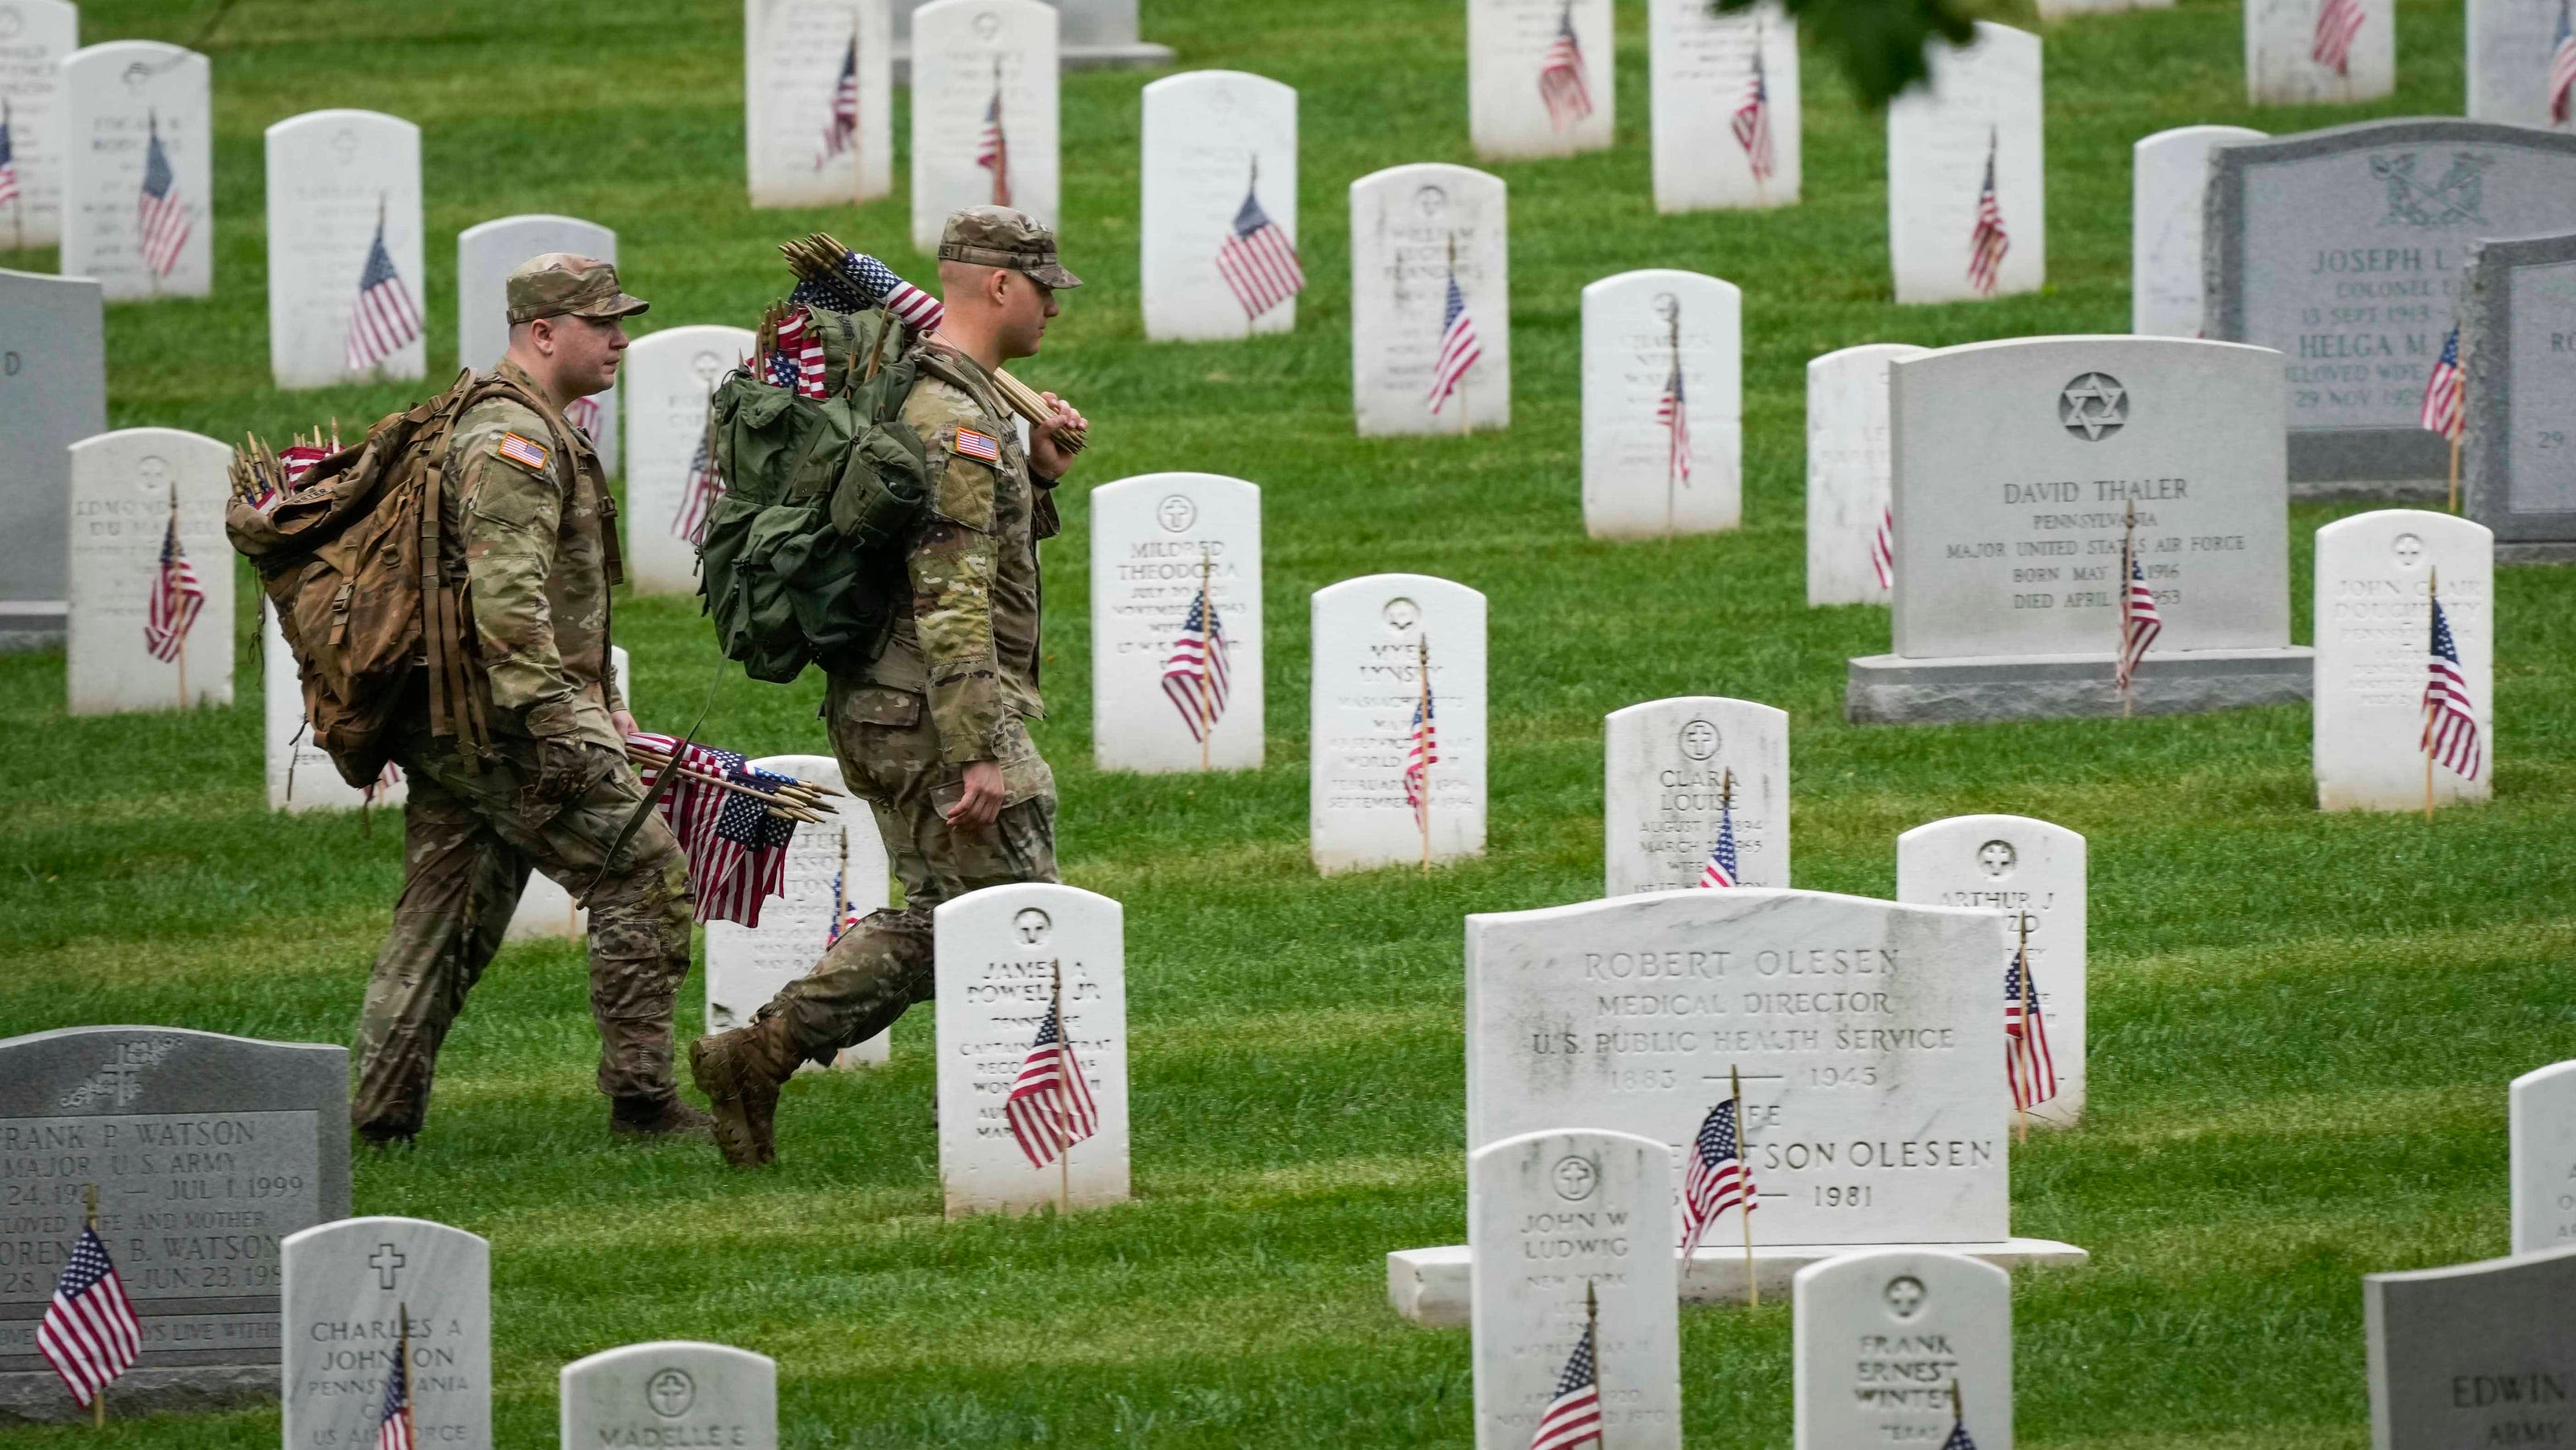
[448,360,628,750]
[862,341,1058,766]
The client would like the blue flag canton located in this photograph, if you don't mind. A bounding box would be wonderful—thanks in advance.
[1551,1324,1598,1397]
[2430,599,2461,663]
[360,223,402,291]
[142,121,174,200]
[712,762,799,849]
[1695,1099,1740,1164]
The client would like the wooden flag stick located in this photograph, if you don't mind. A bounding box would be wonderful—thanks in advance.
[1950,1379,1966,1440]
[1417,633,1434,870]
[2425,566,2440,823]
[1662,296,1682,533]
[2119,502,2136,719]
[1198,548,1215,774]
[398,1303,415,1449]
[1733,1064,1757,1307]
[85,1184,102,1428]
[1584,1277,1600,1396]
[167,478,188,709]
[2449,436,2462,514]
[1053,957,1071,1215]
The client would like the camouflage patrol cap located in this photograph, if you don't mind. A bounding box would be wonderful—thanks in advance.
[936,207,1082,289]
[506,253,650,325]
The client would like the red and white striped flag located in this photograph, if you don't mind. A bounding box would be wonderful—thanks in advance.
[564,394,603,443]
[1528,1320,1604,1450]
[1537,2,1594,131]
[2312,0,2364,75]
[976,81,1010,207]
[2004,944,2058,1113]
[671,406,724,545]
[2551,0,2576,125]
[1403,658,1439,832]
[1869,504,1895,591]
[36,1226,141,1408]
[1657,352,1692,485]
[1005,996,1100,1169]
[2420,325,2464,443]
[1213,161,1305,320]
[137,109,190,279]
[144,509,206,663]
[1731,46,1775,184]
[2116,552,2162,693]
[345,202,423,374]
[1967,132,2009,298]
[1678,1096,1754,1258]
[2423,595,2483,781]
[629,733,799,927]
[0,98,19,209]
[1160,585,1231,742]
[816,35,859,168]
[1426,263,1484,415]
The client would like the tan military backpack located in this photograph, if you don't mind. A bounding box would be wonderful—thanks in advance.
[227,369,565,786]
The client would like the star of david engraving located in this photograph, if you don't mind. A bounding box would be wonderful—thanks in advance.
[646,1368,696,1419]
[2058,374,2128,441]
[1978,841,2017,879]
[1157,495,1196,533]
[1551,1155,1599,1202]
[369,1243,406,1290]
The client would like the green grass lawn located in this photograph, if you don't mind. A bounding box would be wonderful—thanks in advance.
[5,0,2573,1444]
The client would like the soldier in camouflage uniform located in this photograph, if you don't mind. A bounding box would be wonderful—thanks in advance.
[691,209,1088,1167]
[354,254,708,1147]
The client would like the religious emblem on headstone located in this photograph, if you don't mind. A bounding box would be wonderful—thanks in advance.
[1885,1274,1927,1318]
[646,1369,696,1419]
[1412,184,1447,223]
[0,10,24,40]
[2392,532,2423,568]
[1978,840,2016,878]
[329,126,358,164]
[972,9,1000,38]
[369,1241,407,1289]
[2058,373,2127,440]
[1382,597,1419,632]
[1551,1155,1600,1201]
[1678,719,1720,761]
[1158,494,1196,532]
[1013,907,1051,946]
[2368,151,2491,226]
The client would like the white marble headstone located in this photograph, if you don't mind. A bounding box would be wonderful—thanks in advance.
[1310,572,1488,874]
[1088,472,1264,773]
[280,1217,489,1450]
[910,0,1059,253]
[1806,342,1925,607]
[2130,126,2263,339]
[1140,71,1298,341]
[0,268,103,646]
[2467,0,2575,127]
[0,0,79,249]
[561,1341,775,1450]
[455,214,619,474]
[1886,23,2043,306]
[1468,0,1613,161]
[1348,163,1509,436]
[2313,510,2494,812]
[264,110,424,389]
[932,882,1128,1216]
[59,41,210,300]
[1889,336,2289,659]
[264,602,407,812]
[2512,1061,2576,1257]
[66,428,230,715]
[504,645,630,941]
[1897,814,2086,1128]
[701,752,891,1069]
[1794,1249,2012,1450]
[1466,889,2010,1244]
[2245,0,2392,105]
[622,324,753,595]
[1603,696,1788,894]
[1469,1130,1681,1450]
[1649,0,1798,212]
[745,0,893,208]
[1581,269,1740,539]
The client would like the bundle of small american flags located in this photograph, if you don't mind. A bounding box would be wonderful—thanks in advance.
[628,733,830,927]
[671,405,724,546]
[1678,1095,1754,1257]
[1161,583,1232,743]
[1536,2,1594,131]
[2004,943,2058,1113]
[1214,160,1305,321]
[1005,985,1100,1170]
[2419,325,2464,444]
[345,200,423,375]
[786,244,946,333]
[144,506,206,663]
[761,304,827,399]
[37,1221,140,1409]
[137,109,190,279]
[1966,133,2009,298]
[2312,0,2365,76]
[1528,1313,1604,1450]
[2423,593,2483,781]
[816,35,860,169]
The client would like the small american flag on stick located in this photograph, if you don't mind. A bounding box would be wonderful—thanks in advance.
[37,1208,140,1411]
[1214,158,1305,320]
[2312,0,2364,76]
[764,305,827,399]
[1656,305,1692,492]
[1870,504,1895,591]
[144,498,206,664]
[1731,42,1776,184]
[1678,1092,1754,1258]
[1404,634,1439,837]
[2004,921,2057,1117]
[2422,580,2483,782]
[672,401,724,546]
[816,34,859,169]
[374,1307,415,1450]
[2115,504,2161,697]
[1161,555,1231,746]
[1426,239,1484,415]
[1528,1283,1605,1450]
[848,251,945,332]
[629,733,801,927]
[1697,768,1739,889]
[2420,325,2465,443]
[1943,1382,1982,1450]
[0,99,19,212]
[345,198,423,374]
[1966,130,2008,299]
[138,110,190,279]
[976,67,1011,207]
[1005,961,1100,1171]
[1537,2,1595,131]
[2552,0,2576,125]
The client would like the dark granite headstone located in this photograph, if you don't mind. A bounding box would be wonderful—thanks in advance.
[2460,231,2576,564]
[2203,119,2576,498]
[2366,1244,2576,1449]
[0,1027,349,1423]
[0,268,106,650]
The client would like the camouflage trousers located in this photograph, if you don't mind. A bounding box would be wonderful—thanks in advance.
[353,707,694,1139]
[753,677,1057,1061]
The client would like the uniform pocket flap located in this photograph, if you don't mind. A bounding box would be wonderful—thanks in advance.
[843,686,923,728]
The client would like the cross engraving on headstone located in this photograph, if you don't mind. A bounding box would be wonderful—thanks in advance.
[369,1242,406,1290]
[1157,494,1195,532]
[646,1368,696,1418]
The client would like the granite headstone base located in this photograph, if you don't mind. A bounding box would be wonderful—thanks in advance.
[0,1364,278,1424]
[1845,647,2314,724]
[0,605,66,651]
[1385,1237,2088,1327]
[2289,431,2449,501]
[2498,543,2576,565]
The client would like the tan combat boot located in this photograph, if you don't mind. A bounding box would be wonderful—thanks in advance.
[688,1016,802,1167]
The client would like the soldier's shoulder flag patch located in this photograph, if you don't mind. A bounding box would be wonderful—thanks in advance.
[497,432,551,473]
[952,428,1002,464]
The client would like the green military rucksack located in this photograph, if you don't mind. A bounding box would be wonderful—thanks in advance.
[700,304,930,683]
